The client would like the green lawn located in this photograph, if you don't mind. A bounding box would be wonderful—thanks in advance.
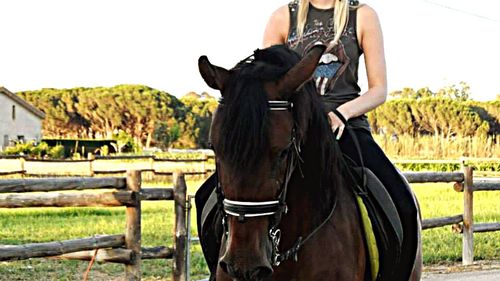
[415,183,500,263]
[0,180,498,280]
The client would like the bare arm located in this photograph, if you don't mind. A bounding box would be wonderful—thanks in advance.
[262,5,290,48]
[336,4,387,121]
[329,4,387,139]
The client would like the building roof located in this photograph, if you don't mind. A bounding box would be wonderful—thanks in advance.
[0,87,45,119]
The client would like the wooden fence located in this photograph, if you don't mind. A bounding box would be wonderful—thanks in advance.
[0,170,188,281]
[404,166,500,265]
[1,155,499,275]
[0,155,215,178]
[1,155,497,178]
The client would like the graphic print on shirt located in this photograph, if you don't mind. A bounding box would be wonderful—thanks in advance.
[287,4,353,96]
[314,42,350,95]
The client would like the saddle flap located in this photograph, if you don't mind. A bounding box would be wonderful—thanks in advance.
[195,173,221,275]
[353,167,403,247]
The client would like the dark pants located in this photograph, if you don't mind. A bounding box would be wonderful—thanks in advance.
[338,128,418,280]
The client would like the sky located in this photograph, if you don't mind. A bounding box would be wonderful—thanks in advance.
[1,0,499,101]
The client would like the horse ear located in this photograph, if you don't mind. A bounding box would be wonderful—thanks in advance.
[276,44,326,98]
[198,56,230,91]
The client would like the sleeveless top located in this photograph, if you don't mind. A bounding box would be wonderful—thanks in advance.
[286,0,370,131]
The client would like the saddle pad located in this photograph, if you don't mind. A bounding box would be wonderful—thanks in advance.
[201,188,218,230]
[357,195,379,281]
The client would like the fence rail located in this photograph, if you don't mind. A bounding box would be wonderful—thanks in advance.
[0,177,127,193]
[52,246,175,263]
[0,234,125,262]
[0,170,188,281]
[0,155,215,177]
[0,155,497,178]
[402,172,464,183]
[0,190,136,208]
[421,215,463,230]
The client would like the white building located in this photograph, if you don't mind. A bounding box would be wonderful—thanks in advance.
[0,87,45,150]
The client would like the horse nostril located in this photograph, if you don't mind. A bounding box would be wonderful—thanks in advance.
[219,259,232,275]
[251,265,274,280]
[220,259,273,280]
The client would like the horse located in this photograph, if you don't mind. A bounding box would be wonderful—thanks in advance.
[197,44,422,281]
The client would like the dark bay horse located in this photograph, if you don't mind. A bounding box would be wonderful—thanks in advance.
[198,44,421,281]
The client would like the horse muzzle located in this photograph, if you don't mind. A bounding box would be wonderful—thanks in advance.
[219,254,273,281]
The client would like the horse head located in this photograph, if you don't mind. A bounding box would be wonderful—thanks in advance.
[198,44,325,281]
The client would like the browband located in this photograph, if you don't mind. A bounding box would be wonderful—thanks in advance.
[219,98,293,111]
[223,199,282,220]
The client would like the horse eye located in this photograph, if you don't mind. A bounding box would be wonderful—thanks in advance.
[271,149,288,177]
[279,149,288,160]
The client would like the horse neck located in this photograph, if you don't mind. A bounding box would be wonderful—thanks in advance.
[275,125,360,260]
[300,124,338,202]
[286,123,353,228]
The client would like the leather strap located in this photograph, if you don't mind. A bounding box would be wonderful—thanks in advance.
[330,109,367,186]
[331,108,348,125]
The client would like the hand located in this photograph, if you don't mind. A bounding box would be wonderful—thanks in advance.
[327,109,348,140]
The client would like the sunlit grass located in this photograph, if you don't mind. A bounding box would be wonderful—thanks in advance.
[413,183,500,263]
[373,134,500,159]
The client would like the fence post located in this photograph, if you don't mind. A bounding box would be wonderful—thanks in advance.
[202,151,207,175]
[462,165,474,265]
[125,170,142,280]
[19,157,25,177]
[88,153,95,177]
[173,172,187,281]
[149,156,155,171]
[186,195,193,281]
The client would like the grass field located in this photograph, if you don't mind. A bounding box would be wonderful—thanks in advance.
[0,180,498,281]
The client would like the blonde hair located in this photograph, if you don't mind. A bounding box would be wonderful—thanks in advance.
[296,0,354,50]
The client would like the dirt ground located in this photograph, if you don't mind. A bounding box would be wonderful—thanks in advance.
[422,260,500,281]
[87,260,500,281]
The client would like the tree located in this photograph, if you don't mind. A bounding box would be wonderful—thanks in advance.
[179,93,218,148]
[410,98,488,138]
[435,81,470,101]
[389,87,416,99]
[17,85,187,148]
[368,99,416,135]
[370,97,492,137]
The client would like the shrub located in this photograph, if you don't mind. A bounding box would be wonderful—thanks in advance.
[2,142,67,159]
[48,145,65,159]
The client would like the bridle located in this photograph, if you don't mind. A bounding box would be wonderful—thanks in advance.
[214,99,338,267]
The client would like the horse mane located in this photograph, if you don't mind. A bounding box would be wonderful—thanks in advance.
[216,45,346,185]
[293,81,345,183]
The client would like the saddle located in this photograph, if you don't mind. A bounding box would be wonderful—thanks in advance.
[344,157,404,281]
